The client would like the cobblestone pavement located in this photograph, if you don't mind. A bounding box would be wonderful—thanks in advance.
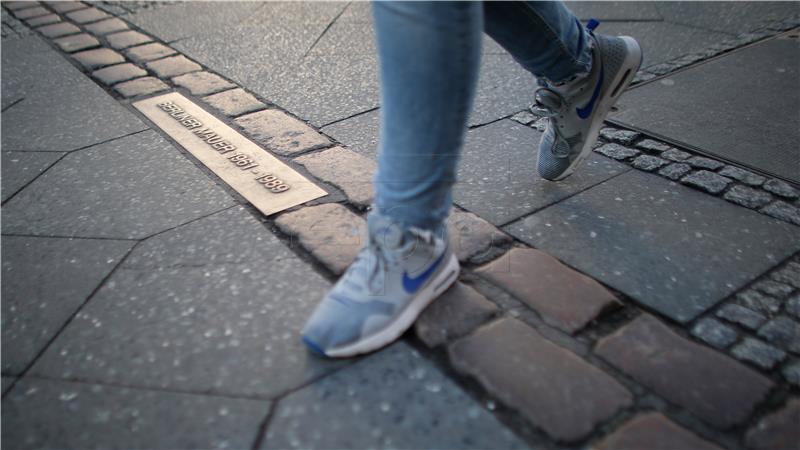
[2,1,800,449]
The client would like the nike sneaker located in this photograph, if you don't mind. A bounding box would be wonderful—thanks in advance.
[301,211,460,358]
[533,20,642,181]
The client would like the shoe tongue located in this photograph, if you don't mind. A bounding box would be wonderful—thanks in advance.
[367,213,405,249]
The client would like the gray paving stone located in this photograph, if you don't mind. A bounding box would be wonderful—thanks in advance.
[612,37,799,183]
[294,146,375,207]
[71,47,124,70]
[596,315,774,428]
[719,165,766,187]
[2,235,133,374]
[414,282,498,348]
[681,170,732,194]
[595,143,640,161]
[454,120,628,225]
[31,207,345,398]
[600,128,640,146]
[655,1,797,35]
[65,7,109,24]
[320,108,380,159]
[787,295,800,320]
[631,154,668,171]
[736,290,782,315]
[658,162,692,180]
[716,304,767,330]
[763,179,800,199]
[172,71,234,96]
[114,76,169,98]
[723,184,773,209]
[505,170,800,323]
[11,5,48,19]
[745,398,800,450]
[235,109,331,156]
[25,13,59,27]
[446,209,512,263]
[5,1,41,10]
[49,1,87,13]
[691,317,738,349]
[2,378,269,449]
[636,138,672,154]
[202,88,265,117]
[36,21,80,38]
[758,316,800,353]
[125,1,268,42]
[84,17,128,35]
[263,342,525,449]
[686,156,725,170]
[450,318,632,442]
[2,36,147,152]
[1,151,62,201]
[275,203,365,275]
[595,413,723,450]
[145,54,201,78]
[771,262,800,289]
[731,337,787,370]
[661,148,692,162]
[91,62,146,85]
[105,29,151,50]
[53,32,99,52]
[761,201,800,226]
[783,360,800,386]
[124,42,177,63]
[753,279,795,298]
[2,131,236,239]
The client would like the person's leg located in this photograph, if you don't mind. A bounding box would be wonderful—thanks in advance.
[302,1,483,358]
[484,1,642,181]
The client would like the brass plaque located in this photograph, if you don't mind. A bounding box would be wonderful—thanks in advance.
[134,92,327,216]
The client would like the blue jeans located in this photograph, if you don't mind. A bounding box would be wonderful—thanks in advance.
[373,1,591,231]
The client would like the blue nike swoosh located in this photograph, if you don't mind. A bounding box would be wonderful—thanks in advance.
[402,251,447,294]
[575,64,604,119]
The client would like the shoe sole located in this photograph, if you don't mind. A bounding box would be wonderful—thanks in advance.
[550,36,643,181]
[324,253,461,358]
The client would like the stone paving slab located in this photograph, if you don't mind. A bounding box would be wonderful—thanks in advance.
[114,76,168,97]
[2,378,269,449]
[172,71,234,96]
[455,120,630,226]
[36,21,80,38]
[320,108,380,159]
[593,412,722,450]
[30,207,346,399]
[294,146,376,207]
[476,248,620,334]
[84,17,128,35]
[263,342,526,450]
[612,36,800,183]
[91,62,146,85]
[744,398,800,450]
[450,318,632,442]
[506,170,800,323]
[234,109,331,156]
[447,209,513,263]
[414,282,498,348]
[2,235,133,374]
[2,131,236,239]
[1,151,62,202]
[124,41,176,63]
[596,315,773,428]
[203,88,265,117]
[1,35,147,152]
[654,1,798,35]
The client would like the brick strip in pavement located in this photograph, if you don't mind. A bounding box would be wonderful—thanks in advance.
[449,318,633,442]
[744,399,800,450]
[274,203,365,275]
[593,413,722,450]
[595,315,774,428]
[476,247,620,334]
[414,282,498,347]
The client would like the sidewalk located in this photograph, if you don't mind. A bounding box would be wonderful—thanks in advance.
[2,1,800,449]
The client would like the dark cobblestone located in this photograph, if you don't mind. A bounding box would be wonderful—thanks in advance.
[631,155,668,172]
[782,360,800,386]
[736,290,782,315]
[761,201,800,226]
[731,337,786,370]
[763,179,799,199]
[595,143,639,161]
[635,138,672,153]
[723,185,773,209]
[758,316,800,353]
[600,128,640,145]
[745,399,800,450]
[752,279,795,298]
[662,148,692,162]
[596,413,722,450]
[681,170,732,194]
[691,317,738,349]
[770,262,800,290]
[786,295,800,320]
[718,166,765,186]
[658,163,692,181]
[716,303,767,330]
[686,156,725,170]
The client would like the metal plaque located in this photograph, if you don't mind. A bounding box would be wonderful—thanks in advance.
[134,92,327,216]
